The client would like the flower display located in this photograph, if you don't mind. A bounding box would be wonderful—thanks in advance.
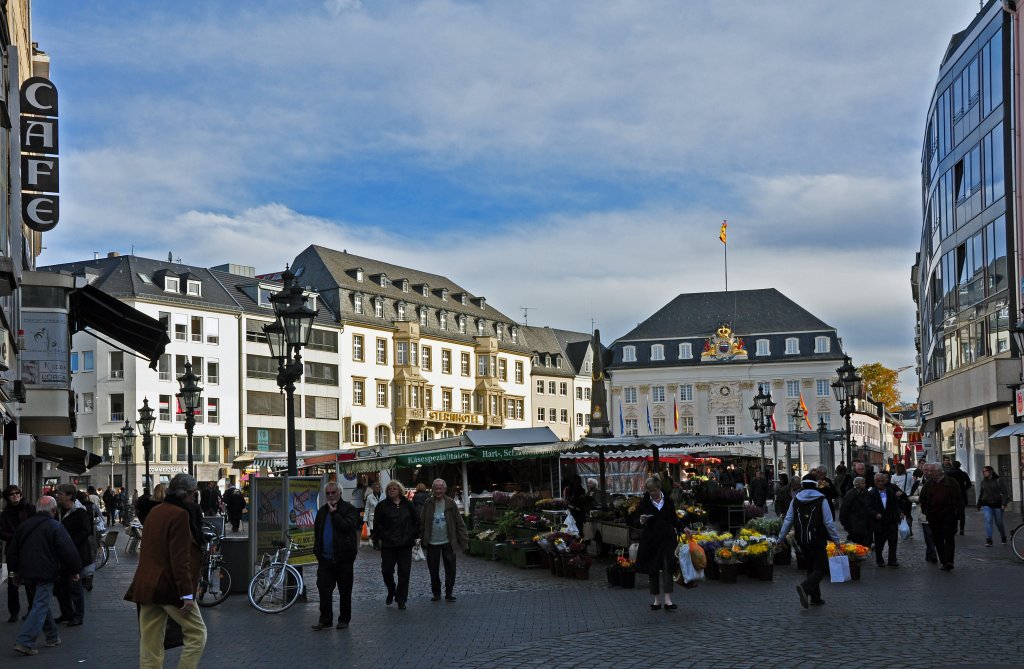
[567,554,593,569]
[615,556,635,571]
[827,541,871,561]
[715,547,740,564]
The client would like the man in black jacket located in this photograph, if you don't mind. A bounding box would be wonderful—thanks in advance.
[54,484,93,626]
[866,473,910,567]
[9,496,81,656]
[839,476,872,546]
[949,460,973,534]
[311,480,360,630]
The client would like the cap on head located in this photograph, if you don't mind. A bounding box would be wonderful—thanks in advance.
[801,474,817,488]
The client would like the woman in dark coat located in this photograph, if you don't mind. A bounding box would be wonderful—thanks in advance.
[773,474,792,518]
[631,477,687,611]
[1,485,35,622]
[373,481,419,609]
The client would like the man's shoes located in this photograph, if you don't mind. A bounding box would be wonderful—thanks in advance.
[385,594,394,606]
[397,603,406,610]
[44,638,61,647]
[810,599,825,606]
[925,556,938,563]
[876,561,885,567]
[941,563,954,571]
[444,595,456,602]
[7,616,16,623]
[12,643,37,656]
[1002,537,1008,544]
[431,595,441,602]
[986,539,993,547]
[53,616,70,624]
[311,622,332,631]
[336,621,348,629]
[67,618,83,627]
[888,562,900,568]
[795,584,809,610]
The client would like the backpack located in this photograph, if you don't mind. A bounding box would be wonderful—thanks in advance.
[793,496,826,549]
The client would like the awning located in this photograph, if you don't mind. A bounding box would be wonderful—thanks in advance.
[396,447,474,467]
[988,423,1024,439]
[462,427,559,447]
[35,440,102,475]
[69,284,170,369]
[578,433,769,450]
[234,449,358,469]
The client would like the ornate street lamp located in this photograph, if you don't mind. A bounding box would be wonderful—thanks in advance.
[177,361,203,477]
[120,419,136,494]
[267,268,320,477]
[137,398,156,491]
[832,355,861,468]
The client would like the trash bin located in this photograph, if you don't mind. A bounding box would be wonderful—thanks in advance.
[220,535,252,594]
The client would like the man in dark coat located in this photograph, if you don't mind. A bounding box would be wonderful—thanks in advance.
[9,496,81,656]
[866,473,910,567]
[948,460,973,534]
[748,470,770,510]
[920,462,963,570]
[839,476,872,546]
[135,488,156,525]
[125,473,206,667]
[54,484,93,626]
[312,480,360,630]
[199,481,223,517]
[225,487,247,533]
[102,486,116,526]
[1,484,35,623]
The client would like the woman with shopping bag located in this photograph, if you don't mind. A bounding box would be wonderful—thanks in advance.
[630,477,689,612]
[373,481,419,610]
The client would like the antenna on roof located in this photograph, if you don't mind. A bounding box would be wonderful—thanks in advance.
[168,252,173,262]
[520,307,534,325]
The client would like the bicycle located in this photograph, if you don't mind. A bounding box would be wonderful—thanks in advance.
[197,522,232,607]
[1011,521,1024,561]
[94,530,110,569]
[248,535,303,613]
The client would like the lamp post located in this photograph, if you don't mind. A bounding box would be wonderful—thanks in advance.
[748,387,776,476]
[266,267,319,477]
[832,355,862,469]
[177,361,203,477]
[120,419,136,494]
[790,404,806,474]
[137,398,156,491]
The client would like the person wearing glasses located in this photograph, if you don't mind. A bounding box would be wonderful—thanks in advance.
[1,485,35,623]
[311,481,360,630]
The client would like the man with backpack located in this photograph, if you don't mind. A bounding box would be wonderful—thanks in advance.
[776,474,842,609]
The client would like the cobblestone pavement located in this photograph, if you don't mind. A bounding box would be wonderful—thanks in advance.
[8,510,1024,668]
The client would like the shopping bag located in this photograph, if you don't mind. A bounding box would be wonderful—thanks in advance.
[562,514,579,536]
[411,543,425,562]
[688,541,707,570]
[828,555,851,583]
[628,543,639,562]
[361,522,369,541]
[678,542,704,585]
[898,517,911,540]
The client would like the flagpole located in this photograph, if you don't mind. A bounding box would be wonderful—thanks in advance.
[724,242,728,291]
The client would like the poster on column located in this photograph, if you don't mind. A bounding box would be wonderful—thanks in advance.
[250,477,284,569]
[286,476,325,566]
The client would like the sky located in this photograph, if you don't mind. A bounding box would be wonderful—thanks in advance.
[31,0,984,397]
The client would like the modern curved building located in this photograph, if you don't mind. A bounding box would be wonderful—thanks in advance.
[914,0,1018,502]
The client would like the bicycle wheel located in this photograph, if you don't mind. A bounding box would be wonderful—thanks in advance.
[197,563,232,607]
[1011,524,1024,561]
[248,564,302,613]
[94,544,109,570]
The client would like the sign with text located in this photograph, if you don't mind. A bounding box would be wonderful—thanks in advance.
[20,76,60,232]
[21,311,68,385]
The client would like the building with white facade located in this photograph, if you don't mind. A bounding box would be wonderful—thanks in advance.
[523,325,596,441]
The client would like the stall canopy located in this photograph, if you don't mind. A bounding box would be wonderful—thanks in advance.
[69,284,170,369]
[234,449,356,470]
[35,440,102,475]
[988,423,1024,439]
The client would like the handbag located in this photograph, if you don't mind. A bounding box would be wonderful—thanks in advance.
[898,517,911,540]
[411,543,425,562]
[828,555,851,583]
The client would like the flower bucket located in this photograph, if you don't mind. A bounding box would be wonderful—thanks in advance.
[620,571,636,589]
[756,563,773,581]
[773,549,791,566]
[607,566,621,587]
[849,561,861,581]
[719,563,738,583]
[574,567,590,580]
[539,551,551,569]
[705,559,720,581]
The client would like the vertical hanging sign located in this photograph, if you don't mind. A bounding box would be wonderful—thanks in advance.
[20,76,59,232]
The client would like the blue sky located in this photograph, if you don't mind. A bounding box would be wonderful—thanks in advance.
[32,0,983,396]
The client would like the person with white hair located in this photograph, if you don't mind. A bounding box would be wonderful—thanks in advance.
[918,462,963,570]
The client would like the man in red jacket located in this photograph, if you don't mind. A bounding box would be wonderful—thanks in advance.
[125,473,206,668]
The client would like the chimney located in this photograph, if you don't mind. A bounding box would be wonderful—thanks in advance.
[107,251,120,258]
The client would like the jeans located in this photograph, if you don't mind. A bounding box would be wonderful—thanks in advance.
[981,506,1007,541]
[426,543,457,598]
[55,572,85,621]
[922,523,937,561]
[16,581,59,648]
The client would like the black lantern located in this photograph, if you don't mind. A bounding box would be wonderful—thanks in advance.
[120,419,136,492]
[176,361,203,477]
[137,397,155,490]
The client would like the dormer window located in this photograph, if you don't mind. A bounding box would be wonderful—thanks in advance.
[356,268,364,282]
[511,327,518,343]
[354,293,364,314]
[785,337,799,355]
[401,280,409,293]
[460,293,468,306]
[814,336,830,353]
[545,355,551,367]
[258,287,273,307]
[678,343,693,359]
[439,312,448,329]
[478,297,486,310]
[186,280,202,296]
[396,302,406,321]
[496,324,503,341]
[651,344,665,361]
[476,319,485,335]
[164,277,180,293]
[421,284,429,298]
[379,274,388,288]
[623,346,637,362]
[419,308,428,327]
[441,288,449,301]
[458,315,466,334]
[374,298,384,318]
[556,356,562,369]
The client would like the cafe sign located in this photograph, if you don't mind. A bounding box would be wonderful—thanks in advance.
[20,77,60,232]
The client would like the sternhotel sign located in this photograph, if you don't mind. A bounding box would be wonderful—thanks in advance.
[425,410,484,426]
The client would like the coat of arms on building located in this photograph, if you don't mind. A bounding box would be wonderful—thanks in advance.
[701,324,747,362]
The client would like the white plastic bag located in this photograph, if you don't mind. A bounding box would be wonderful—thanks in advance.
[678,542,704,584]
[898,517,911,540]
[411,543,425,562]
[828,555,851,583]
[562,514,579,536]
[628,542,639,562]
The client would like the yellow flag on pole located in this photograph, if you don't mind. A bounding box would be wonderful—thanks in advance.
[719,220,727,244]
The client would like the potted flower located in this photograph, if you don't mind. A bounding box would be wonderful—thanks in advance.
[607,555,636,588]
[828,541,870,580]
[715,547,741,583]
[744,541,774,581]
[567,554,593,579]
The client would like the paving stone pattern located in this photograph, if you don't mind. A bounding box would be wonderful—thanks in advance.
[8,510,1024,668]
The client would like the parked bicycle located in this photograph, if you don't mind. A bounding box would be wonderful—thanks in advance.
[1011,521,1024,561]
[197,522,232,607]
[248,533,303,613]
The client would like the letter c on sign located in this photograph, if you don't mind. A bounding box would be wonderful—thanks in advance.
[20,77,58,116]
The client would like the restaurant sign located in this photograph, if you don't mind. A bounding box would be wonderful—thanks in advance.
[20,77,60,232]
